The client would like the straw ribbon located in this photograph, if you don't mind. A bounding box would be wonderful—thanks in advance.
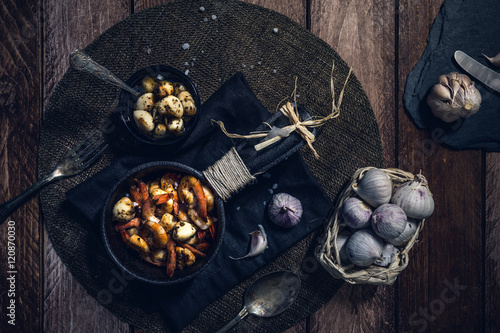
[212,61,353,159]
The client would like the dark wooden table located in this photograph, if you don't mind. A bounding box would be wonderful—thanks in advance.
[1,0,498,332]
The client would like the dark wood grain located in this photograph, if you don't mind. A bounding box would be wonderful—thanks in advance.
[0,0,41,332]
[308,0,397,332]
[42,0,131,332]
[485,153,500,333]
[398,1,483,332]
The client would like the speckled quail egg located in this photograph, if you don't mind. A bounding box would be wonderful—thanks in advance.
[172,221,196,241]
[133,110,155,133]
[141,77,157,93]
[177,91,197,116]
[134,93,154,111]
[112,197,135,222]
[154,80,175,98]
[167,117,184,135]
[153,123,168,139]
[157,95,184,118]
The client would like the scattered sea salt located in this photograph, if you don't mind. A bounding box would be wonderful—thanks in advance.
[272,183,278,190]
[250,65,254,69]
[273,28,279,34]
[268,189,274,194]
[236,206,240,210]
[185,69,189,75]
[146,47,151,54]
[182,43,190,50]
[242,63,246,68]
[201,50,204,54]
[199,6,205,12]
[204,17,208,22]
[191,62,194,66]
[272,69,277,74]
[263,201,267,206]
[184,62,189,66]
[211,14,217,20]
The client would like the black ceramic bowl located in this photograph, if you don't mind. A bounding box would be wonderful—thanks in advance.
[119,65,201,146]
[101,161,225,286]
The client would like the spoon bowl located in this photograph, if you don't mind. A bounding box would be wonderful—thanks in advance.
[215,270,301,332]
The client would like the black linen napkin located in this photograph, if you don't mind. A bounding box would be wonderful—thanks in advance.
[66,72,332,331]
[403,0,500,151]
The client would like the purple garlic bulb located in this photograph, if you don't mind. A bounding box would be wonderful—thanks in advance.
[342,197,372,229]
[371,203,407,240]
[268,193,303,228]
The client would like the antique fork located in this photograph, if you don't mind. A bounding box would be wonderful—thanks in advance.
[0,131,108,225]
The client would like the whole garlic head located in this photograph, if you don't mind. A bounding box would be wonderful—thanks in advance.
[427,72,481,122]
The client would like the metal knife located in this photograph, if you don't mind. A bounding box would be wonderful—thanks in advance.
[454,50,500,93]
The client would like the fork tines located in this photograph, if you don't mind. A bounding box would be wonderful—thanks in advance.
[65,131,108,170]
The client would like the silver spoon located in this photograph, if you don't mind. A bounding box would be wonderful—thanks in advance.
[215,270,301,333]
[69,49,141,98]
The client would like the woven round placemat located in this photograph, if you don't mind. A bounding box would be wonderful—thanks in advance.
[39,0,384,332]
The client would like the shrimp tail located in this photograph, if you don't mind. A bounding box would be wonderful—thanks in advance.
[180,243,206,257]
[166,238,176,278]
[115,217,141,231]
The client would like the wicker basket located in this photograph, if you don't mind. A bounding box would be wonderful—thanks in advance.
[315,167,427,285]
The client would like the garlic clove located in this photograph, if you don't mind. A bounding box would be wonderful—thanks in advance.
[371,203,407,240]
[229,224,268,260]
[387,218,419,246]
[374,243,399,267]
[346,228,384,267]
[352,168,392,208]
[390,173,434,219]
[334,229,352,265]
[341,197,372,229]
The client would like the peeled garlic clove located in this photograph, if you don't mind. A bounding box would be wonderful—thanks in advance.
[352,168,392,207]
[230,224,267,260]
[388,218,418,246]
[427,72,481,122]
[134,93,155,111]
[341,197,372,229]
[374,243,399,267]
[482,52,500,67]
[133,110,155,133]
[112,197,135,222]
[334,229,352,264]
[371,203,407,240]
[346,229,384,267]
[391,173,434,219]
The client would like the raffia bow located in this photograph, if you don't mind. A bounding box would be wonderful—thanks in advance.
[212,61,353,159]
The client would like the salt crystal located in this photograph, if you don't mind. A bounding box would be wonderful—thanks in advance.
[201,50,204,53]
[204,18,208,22]
[211,14,217,20]
[250,65,254,69]
[156,74,164,81]
[272,183,278,190]
[257,61,262,65]
[199,6,205,12]
[185,69,189,75]
[192,57,196,61]
[272,69,277,74]
[182,43,190,50]
[147,47,151,54]
[236,206,240,210]
[184,62,189,66]
[191,62,194,66]
[268,189,274,194]
[242,63,246,68]
[263,201,267,206]
[273,28,279,34]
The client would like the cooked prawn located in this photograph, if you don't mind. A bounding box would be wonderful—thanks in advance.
[202,184,215,212]
[180,243,206,258]
[142,198,160,223]
[166,238,176,277]
[176,246,196,269]
[145,221,168,248]
[120,230,150,255]
[178,175,207,220]
[115,217,141,231]
[187,208,212,230]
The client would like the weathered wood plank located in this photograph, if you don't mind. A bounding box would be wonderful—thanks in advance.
[0,0,41,331]
[485,152,500,333]
[397,1,482,332]
[42,0,131,332]
[308,0,397,331]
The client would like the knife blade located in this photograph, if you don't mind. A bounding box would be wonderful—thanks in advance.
[454,50,500,93]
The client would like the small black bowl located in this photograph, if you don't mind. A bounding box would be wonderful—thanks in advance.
[100,161,225,286]
[118,65,201,147]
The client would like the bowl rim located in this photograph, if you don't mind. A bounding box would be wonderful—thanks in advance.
[119,65,201,146]
[100,160,225,286]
